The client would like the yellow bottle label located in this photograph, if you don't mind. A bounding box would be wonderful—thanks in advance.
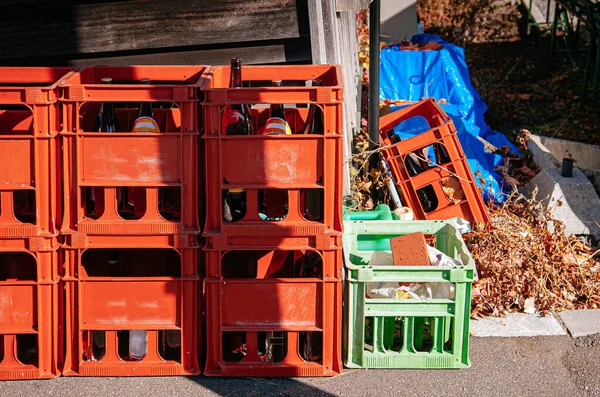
[132,116,160,133]
[263,117,291,135]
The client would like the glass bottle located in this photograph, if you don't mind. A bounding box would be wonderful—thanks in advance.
[262,79,291,135]
[303,79,324,221]
[132,78,160,133]
[129,330,147,360]
[223,58,253,135]
[405,154,437,213]
[97,77,119,133]
[301,79,324,135]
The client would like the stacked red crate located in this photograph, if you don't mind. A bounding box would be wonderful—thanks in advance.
[201,64,344,377]
[58,66,205,376]
[0,67,72,380]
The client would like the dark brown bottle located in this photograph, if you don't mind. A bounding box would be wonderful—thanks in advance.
[303,79,324,221]
[404,154,423,177]
[224,58,253,135]
[434,143,451,164]
[302,79,324,135]
[386,129,401,144]
[405,154,437,213]
[98,77,119,133]
[92,331,106,361]
[223,189,246,222]
[270,80,285,119]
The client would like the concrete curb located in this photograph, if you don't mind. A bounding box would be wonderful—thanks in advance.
[558,309,600,337]
[471,313,566,337]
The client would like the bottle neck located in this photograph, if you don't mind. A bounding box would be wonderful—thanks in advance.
[99,102,118,132]
[229,67,242,88]
[138,102,153,118]
[303,103,323,134]
[270,103,285,119]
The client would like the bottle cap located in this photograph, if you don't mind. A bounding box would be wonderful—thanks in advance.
[230,58,242,69]
[140,77,151,84]
[272,79,283,87]
[101,77,113,84]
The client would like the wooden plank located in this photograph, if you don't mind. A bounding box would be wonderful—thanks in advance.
[336,0,371,11]
[0,0,305,59]
[0,38,311,66]
[66,41,312,66]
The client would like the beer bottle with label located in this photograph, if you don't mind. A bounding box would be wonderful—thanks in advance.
[222,59,252,220]
[223,58,253,135]
[262,80,291,135]
[132,78,160,133]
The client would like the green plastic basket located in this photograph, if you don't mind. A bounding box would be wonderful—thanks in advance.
[343,219,475,369]
[343,204,473,233]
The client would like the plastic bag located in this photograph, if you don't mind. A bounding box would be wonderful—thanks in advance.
[366,247,459,300]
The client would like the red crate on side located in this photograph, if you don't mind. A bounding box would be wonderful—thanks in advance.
[59,66,207,237]
[0,67,74,237]
[379,99,491,225]
[61,244,199,376]
[201,65,344,237]
[0,237,60,380]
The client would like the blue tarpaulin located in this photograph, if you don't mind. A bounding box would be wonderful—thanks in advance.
[380,34,519,202]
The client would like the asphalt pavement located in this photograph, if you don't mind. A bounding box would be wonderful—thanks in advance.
[1,334,599,397]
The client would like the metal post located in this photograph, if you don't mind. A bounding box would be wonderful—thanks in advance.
[368,0,381,162]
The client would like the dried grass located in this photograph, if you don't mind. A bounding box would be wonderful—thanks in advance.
[466,190,600,317]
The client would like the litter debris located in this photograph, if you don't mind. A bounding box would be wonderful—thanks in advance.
[366,244,462,300]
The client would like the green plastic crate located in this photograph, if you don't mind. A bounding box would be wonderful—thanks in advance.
[343,219,475,369]
[343,204,473,233]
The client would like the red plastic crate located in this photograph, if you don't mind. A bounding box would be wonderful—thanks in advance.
[201,65,344,237]
[61,243,199,376]
[204,279,341,377]
[379,99,491,225]
[0,237,59,283]
[203,241,342,377]
[0,67,74,137]
[203,235,342,280]
[0,67,74,237]
[0,237,60,380]
[59,66,208,237]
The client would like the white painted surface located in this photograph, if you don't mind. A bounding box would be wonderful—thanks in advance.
[380,0,418,42]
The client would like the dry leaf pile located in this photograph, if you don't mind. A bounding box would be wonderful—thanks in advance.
[418,0,519,45]
[466,191,600,318]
